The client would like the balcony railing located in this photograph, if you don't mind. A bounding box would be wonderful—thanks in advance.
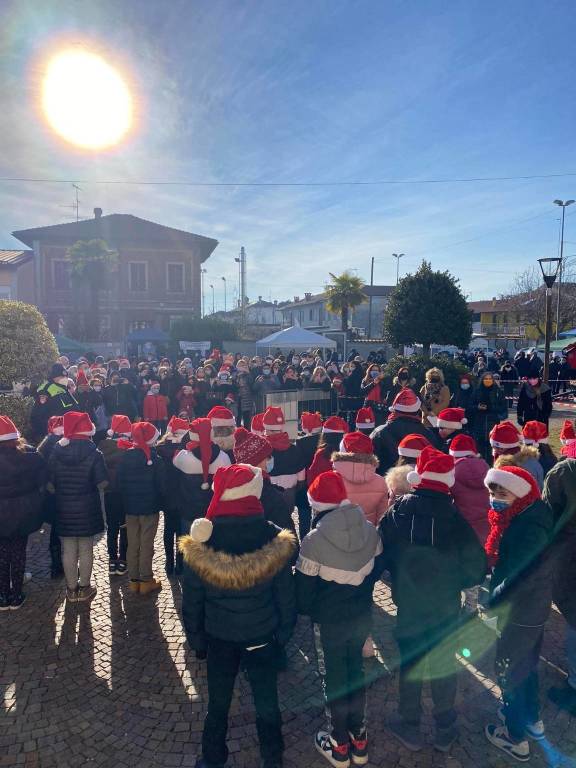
[479,324,526,338]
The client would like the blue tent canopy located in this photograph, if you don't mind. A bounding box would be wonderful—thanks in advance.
[125,328,170,343]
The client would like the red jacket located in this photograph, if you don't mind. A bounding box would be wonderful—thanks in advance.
[143,394,169,422]
[306,448,333,487]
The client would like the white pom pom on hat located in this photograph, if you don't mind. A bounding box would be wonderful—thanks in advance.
[190,518,213,542]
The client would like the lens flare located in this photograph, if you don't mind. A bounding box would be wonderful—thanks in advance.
[42,48,133,150]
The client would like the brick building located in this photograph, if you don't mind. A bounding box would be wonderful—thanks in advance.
[11,209,218,341]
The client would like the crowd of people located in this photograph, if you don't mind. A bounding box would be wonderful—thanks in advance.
[1,345,576,768]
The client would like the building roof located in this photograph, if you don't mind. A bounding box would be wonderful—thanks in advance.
[0,249,33,267]
[281,284,393,310]
[362,284,395,298]
[468,298,516,313]
[12,213,218,262]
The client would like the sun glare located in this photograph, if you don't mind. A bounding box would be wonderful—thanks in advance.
[42,48,133,150]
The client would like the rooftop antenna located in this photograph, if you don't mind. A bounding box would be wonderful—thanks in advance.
[59,183,82,221]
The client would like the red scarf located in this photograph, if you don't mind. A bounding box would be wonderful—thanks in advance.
[366,383,384,403]
[266,431,292,451]
[484,488,540,567]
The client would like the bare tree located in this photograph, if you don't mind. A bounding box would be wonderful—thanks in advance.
[501,266,576,339]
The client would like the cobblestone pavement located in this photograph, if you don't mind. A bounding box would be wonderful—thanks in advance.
[2,522,576,768]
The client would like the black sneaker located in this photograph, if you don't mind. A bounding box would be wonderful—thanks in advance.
[10,593,26,610]
[434,724,459,752]
[315,731,350,767]
[0,593,10,611]
[387,714,424,752]
[116,561,127,575]
[109,560,118,575]
[348,729,368,765]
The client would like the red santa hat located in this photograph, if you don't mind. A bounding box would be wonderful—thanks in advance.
[263,406,286,433]
[251,412,265,437]
[522,420,549,446]
[107,414,132,438]
[301,411,323,435]
[59,411,96,446]
[406,446,456,494]
[322,415,349,434]
[47,415,64,436]
[207,405,236,428]
[559,419,576,446]
[397,433,431,459]
[355,407,375,430]
[390,389,421,414]
[233,427,272,466]
[339,431,374,455]
[563,440,576,459]
[166,416,190,438]
[0,415,20,442]
[191,464,264,543]
[307,470,350,513]
[76,368,89,387]
[489,421,521,450]
[187,418,214,489]
[118,421,160,465]
[449,433,480,458]
[484,465,540,500]
[436,407,467,431]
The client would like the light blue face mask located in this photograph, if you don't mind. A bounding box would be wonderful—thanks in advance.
[490,498,510,513]
[266,457,275,473]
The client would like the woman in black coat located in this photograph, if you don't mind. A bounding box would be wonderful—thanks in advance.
[48,420,108,603]
[516,377,553,428]
[0,419,46,609]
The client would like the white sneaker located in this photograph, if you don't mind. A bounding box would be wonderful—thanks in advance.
[498,707,545,741]
[23,572,32,583]
[485,724,530,762]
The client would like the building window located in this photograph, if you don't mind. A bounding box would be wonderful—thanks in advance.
[319,306,325,324]
[52,259,71,289]
[166,262,185,293]
[129,262,148,292]
[128,320,152,332]
[309,309,314,321]
[99,315,111,340]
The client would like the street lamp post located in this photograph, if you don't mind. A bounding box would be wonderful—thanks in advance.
[392,253,405,285]
[553,199,574,338]
[538,257,562,383]
[200,268,207,318]
[209,284,215,315]
[221,277,227,313]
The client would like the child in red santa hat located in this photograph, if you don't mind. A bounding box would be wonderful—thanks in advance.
[117,421,165,595]
[380,446,486,752]
[263,406,306,516]
[296,470,384,767]
[48,412,109,604]
[179,464,297,768]
[483,465,554,762]
[156,417,190,575]
[37,416,65,578]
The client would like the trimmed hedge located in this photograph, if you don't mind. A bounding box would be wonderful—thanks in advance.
[0,394,34,438]
[0,301,58,388]
[382,354,470,395]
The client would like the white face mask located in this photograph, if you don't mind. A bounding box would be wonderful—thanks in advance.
[150,387,160,395]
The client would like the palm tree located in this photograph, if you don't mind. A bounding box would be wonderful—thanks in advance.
[66,239,118,341]
[325,271,366,334]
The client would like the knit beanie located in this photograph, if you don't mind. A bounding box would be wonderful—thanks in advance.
[233,427,272,466]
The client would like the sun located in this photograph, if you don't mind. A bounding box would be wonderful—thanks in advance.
[42,48,133,150]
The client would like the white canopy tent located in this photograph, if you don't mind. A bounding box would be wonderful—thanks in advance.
[255,326,337,353]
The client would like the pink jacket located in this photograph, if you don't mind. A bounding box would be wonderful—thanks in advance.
[332,458,388,526]
[451,456,490,544]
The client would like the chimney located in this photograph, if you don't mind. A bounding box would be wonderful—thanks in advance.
[294,296,300,303]
[304,292,312,300]
[94,207,103,219]
[258,295,262,301]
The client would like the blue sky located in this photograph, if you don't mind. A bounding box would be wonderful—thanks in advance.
[1,0,576,308]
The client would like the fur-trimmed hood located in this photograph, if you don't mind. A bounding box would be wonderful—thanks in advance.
[331,451,378,466]
[179,528,296,590]
[495,446,539,467]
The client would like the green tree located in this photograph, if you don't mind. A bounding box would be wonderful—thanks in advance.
[66,239,118,341]
[383,261,472,357]
[170,316,238,343]
[325,271,367,333]
[0,300,58,389]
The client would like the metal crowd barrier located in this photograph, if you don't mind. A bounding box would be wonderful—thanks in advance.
[260,389,332,439]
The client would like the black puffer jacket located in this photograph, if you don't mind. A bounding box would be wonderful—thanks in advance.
[0,445,46,538]
[490,499,555,628]
[48,440,108,537]
[380,488,487,636]
[173,444,231,523]
[180,516,297,652]
[156,437,187,510]
[261,477,297,536]
[371,416,444,475]
[102,384,138,420]
[117,448,166,516]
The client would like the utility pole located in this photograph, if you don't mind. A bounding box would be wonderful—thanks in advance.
[209,284,215,315]
[221,276,227,312]
[553,199,575,339]
[235,247,247,334]
[200,268,207,317]
[393,253,404,286]
[367,256,374,338]
[73,184,81,222]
